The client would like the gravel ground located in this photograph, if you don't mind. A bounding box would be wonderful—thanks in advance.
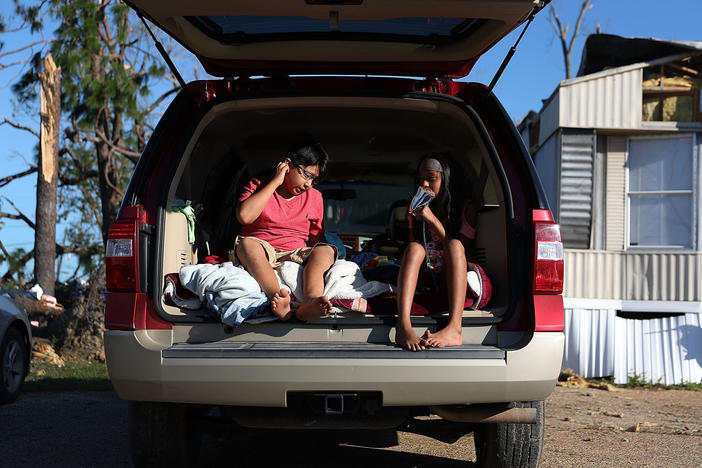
[0,386,699,467]
[540,385,702,468]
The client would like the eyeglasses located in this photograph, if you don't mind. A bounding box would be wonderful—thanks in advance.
[293,164,319,185]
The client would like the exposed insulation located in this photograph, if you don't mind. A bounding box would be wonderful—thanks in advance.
[643,95,694,121]
[642,74,700,122]
[642,75,695,89]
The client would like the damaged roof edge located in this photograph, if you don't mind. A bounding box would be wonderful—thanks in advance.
[576,34,702,77]
[563,52,700,87]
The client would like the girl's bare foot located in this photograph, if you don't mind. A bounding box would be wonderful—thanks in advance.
[395,324,426,352]
[271,289,291,320]
[296,296,332,321]
[423,326,462,348]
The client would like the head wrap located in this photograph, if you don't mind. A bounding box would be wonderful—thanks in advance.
[419,158,442,173]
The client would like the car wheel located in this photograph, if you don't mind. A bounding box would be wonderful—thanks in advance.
[0,327,28,404]
[129,401,203,468]
[473,400,545,468]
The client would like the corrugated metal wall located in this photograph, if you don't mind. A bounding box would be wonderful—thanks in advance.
[563,305,702,384]
[613,313,702,385]
[559,131,595,248]
[564,250,623,299]
[559,68,642,130]
[563,308,615,377]
[533,131,560,218]
[605,136,627,250]
[625,252,702,301]
[538,93,559,146]
[564,250,702,301]
[519,125,530,149]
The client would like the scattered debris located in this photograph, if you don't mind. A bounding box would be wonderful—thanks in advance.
[31,338,65,367]
[48,265,106,361]
[626,422,663,432]
[557,368,621,391]
[1,284,64,326]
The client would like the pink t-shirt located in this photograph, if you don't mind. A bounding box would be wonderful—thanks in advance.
[238,178,324,251]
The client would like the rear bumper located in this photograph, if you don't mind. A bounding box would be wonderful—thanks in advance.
[105,330,563,406]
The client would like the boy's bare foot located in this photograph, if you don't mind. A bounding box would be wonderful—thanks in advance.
[395,324,426,352]
[271,289,291,320]
[296,296,332,321]
[423,326,462,348]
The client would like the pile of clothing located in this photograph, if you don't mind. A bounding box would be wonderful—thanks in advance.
[164,260,393,327]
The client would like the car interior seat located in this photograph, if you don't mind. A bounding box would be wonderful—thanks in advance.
[370,199,409,258]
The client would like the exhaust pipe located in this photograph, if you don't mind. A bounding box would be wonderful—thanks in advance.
[429,404,537,424]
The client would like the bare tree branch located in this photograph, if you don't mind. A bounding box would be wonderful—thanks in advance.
[144,86,179,115]
[548,0,592,79]
[0,39,48,61]
[90,129,141,162]
[0,59,31,73]
[1,117,40,139]
[548,4,566,38]
[77,183,103,228]
[58,242,103,257]
[0,197,36,229]
[1,249,33,283]
[59,146,100,183]
[98,13,113,46]
[548,5,569,78]
[0,211,34,227]
[0,166,37,188]
[569,0,592,54]
[0,238,102,282]
[102,158,125,197]
[0,239,10,259]
[59,172,99,186]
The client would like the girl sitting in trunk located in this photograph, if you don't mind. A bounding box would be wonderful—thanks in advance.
[395,153,478,351]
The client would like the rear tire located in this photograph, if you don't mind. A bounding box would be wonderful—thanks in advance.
[0,327,28,404]
[473,400,545,468]
[129,401,203,468]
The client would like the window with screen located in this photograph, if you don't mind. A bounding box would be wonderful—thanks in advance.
[627,136,696,249]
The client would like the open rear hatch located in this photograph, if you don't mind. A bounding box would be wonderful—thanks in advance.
[125,0,546,78]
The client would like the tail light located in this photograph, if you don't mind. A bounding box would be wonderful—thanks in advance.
[106,206,142,291]
[533,210,564,294]
[105,205,171,330]
[529,210,565,332]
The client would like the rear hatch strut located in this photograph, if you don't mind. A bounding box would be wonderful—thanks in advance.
[488,10,537,92]
[135,8,194,102]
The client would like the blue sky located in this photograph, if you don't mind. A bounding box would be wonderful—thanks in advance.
[0,0,700,280]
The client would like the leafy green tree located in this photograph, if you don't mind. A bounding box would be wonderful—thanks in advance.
[1,0,181,280]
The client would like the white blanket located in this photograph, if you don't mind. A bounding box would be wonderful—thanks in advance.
[275,259,392,312]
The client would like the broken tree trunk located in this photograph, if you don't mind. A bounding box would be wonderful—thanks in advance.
[35,54,61,296]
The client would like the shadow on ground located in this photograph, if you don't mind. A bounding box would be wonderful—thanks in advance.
[199,428,476,468]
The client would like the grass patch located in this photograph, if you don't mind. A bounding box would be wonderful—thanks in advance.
[24,360,113,392]
[625,372,702,391]
[584,373,702,392]
[665,382,702,392]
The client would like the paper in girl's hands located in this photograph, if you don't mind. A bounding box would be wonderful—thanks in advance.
[409,187,434,216]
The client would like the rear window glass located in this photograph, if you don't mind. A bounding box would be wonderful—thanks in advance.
[319,182,412,235]
[186,16,485,45]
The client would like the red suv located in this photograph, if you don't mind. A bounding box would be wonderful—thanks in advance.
[106,1,564,467]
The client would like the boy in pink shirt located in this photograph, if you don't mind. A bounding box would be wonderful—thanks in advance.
[234,141,336,321]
